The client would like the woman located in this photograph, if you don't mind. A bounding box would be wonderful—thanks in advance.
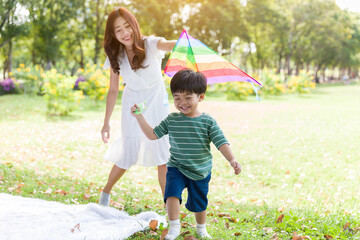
[99,7,176,206]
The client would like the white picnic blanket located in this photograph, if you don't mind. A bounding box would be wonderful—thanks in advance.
[0,193,166,240]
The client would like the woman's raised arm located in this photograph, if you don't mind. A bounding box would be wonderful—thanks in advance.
[157,38,177,52]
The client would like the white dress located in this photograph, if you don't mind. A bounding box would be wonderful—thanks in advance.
[102,36,170,169]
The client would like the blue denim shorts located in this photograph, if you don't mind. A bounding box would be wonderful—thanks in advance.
[164,167,211,212]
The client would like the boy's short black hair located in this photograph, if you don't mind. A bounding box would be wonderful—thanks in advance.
[170,69,207,95]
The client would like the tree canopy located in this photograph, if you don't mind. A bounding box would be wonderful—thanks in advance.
[1,0,359,80]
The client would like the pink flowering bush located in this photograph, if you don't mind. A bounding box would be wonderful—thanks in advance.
[0,78,21,95]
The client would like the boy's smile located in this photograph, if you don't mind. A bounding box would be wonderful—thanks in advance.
[173,92,204,118]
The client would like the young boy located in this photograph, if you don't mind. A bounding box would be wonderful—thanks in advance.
[130,69,241,239]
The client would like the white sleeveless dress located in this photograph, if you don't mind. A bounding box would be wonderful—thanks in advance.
[102,36,170,169]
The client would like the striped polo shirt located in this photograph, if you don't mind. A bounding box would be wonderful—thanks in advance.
[153,112,228,180]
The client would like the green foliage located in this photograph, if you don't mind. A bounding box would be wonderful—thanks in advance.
[41,69,84,115]
[26,0,83,67]
[77,64,113,103]
[0,0,30,49]
[185,0,245,50]
[258,69,286,96]
[287,70,316,94]
[165,69,317,101]
[126,0,184,39]
[223,81,254,101]
[245,0,282,69]
[1,0,360,80]
[11,63,44,95]
[206,83,224,97]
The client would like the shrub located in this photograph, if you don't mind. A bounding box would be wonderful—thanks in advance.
[11,64,44,95]
[77,64,113,103]
[287,70,316,94]
[205,82,227,97]
[224,81,254,101]
[259,69,286,96]
[0,78,20,95]
[41,69,84,116]
[74,76,86,90]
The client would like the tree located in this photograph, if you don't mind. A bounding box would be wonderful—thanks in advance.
[244,0,280,70]
[185,0,246,52]
[26,0,82,69]
[335,11,360,77]
[0,0,29,78]
[125,0,184,39]
[58,0,113,71]
[0,0,17,48]
[82,0,114,65]
[298,0,348,82]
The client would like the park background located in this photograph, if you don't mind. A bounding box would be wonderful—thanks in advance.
[1,0,360,239]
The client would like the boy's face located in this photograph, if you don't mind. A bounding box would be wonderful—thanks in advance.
[173,92,205,118]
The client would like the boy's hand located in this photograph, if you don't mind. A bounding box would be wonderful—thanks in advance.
[229,160,241,175]
[130,104,141,118]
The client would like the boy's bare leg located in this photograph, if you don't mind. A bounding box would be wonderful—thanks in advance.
[165,197,181,240]
[195,210,206,224]
[157,164,167,197]
[166,196,180,220]
[195,210,211,238]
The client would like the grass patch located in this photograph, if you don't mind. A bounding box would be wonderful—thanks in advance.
[1,84,360,239]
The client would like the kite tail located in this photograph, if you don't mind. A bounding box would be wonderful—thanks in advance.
[251,82,261,101]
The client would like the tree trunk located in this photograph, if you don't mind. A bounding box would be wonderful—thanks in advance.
[46,61,52,70]
[314,65,322,83]
[295,64,299,75]
[93,0,101,64]
[8,40,12,74]
[330,66,335,81]
[77,37,84,68]
[338,68,342,80]
[32,48,36,66]
[276,54,282,74]
[7,40,12,77]
[2,40,12,79]
[285,54,292,82]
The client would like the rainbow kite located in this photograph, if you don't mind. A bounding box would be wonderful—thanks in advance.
[164,29,262,87]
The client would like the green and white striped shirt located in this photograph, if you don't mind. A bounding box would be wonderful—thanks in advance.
[153,112,228,180]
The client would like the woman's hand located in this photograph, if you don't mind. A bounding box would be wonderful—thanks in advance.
[101,123,110,144]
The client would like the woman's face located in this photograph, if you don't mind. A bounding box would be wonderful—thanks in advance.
[113,16,134,49]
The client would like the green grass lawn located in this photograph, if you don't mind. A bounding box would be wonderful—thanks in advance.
[1,83,360,239]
